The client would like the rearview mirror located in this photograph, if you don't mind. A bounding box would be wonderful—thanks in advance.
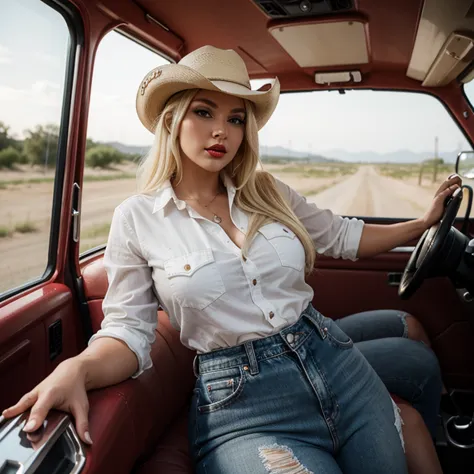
[456,151,474,179]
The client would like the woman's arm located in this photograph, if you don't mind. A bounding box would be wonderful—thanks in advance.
[89,204,159,378]
[357,219,427,258]
[275,173,461,261]
[358,175,461,258]
[3,203,158,443]
[77,337,139,390]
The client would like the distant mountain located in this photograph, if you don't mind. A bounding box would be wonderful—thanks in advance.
[320,148,462,164]
[260,145,336,163]
[104,141,464,164]
[105,142,150,156]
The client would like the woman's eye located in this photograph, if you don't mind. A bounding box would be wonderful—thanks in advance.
[195,109,211,118]
[229,117,245,125]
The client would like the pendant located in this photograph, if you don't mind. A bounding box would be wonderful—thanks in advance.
[213,214,222,224]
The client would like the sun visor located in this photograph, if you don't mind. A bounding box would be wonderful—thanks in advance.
[407,0,474,84]
[269,20,369,68]
[422,32,474,86]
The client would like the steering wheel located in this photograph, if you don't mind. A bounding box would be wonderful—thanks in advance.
[398,187,463,299]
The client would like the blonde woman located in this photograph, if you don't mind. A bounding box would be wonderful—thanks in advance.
[3,46,460,473]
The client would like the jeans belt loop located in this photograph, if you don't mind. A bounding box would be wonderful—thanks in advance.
[304,306,327,340]
[193,355,200,377]
[244,341,259,375]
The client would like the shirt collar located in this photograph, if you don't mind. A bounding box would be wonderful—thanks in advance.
[152,171,236,214]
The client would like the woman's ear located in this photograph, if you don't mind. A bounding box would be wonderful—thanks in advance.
[164,111,173,134]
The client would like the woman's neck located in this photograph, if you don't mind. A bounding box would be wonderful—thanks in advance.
[172,169,224,201]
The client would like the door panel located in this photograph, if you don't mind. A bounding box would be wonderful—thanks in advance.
[0,284,82,411]
[310,246,474,389]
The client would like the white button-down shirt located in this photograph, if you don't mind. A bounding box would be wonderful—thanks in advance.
[89,173,364,377]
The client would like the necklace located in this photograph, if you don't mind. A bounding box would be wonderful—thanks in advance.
[180,189,223,224]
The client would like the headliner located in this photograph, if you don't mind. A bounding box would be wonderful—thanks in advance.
[84,0,425,91]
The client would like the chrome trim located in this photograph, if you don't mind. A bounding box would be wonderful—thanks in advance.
[0,411,86,473]
[390,246,415,253]
[72,182,81,243]
[445,415,474,449]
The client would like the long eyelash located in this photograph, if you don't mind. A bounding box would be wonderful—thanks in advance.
[230,117,246,125]
[194,108,245,125]
[194,108,211,118]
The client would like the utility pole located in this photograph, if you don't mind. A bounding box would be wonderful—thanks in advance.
[432,136,439,183]
[44,131,50,174]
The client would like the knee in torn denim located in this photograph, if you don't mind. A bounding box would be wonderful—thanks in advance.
[391,398,405,451]
[258,444,314,474]
[397,311,409,339]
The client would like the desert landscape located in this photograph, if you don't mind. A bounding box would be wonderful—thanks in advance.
[0,160,467,294]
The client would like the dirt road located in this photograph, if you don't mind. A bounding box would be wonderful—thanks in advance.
[0,178,138,293]
[305,165,436,218]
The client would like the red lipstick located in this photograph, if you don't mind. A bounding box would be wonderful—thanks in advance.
[205,144,227,158]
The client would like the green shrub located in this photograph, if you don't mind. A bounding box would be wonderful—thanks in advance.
[14,220,38,233]
[86,146,124,169]
[0,146,22,169]
[0,226,11,238]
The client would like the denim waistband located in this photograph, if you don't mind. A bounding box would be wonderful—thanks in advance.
[194,304,328,377]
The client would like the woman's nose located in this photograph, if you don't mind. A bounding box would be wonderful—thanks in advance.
[212,122,227,138]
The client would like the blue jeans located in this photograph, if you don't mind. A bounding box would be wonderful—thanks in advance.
[189,304,407,474]
[336,310,442,437]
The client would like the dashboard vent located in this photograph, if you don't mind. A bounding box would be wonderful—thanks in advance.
[259,1,288,17]
[253,0,354,18]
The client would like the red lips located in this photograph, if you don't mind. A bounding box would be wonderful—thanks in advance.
[206,144,227,153]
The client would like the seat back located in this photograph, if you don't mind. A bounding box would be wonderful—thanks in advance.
[81,255,196,458]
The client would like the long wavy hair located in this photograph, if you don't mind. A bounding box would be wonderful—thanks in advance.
[137,89,316,273]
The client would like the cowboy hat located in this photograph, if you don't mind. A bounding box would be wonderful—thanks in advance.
[136,45,280,133]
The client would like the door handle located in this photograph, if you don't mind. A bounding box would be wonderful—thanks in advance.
[0,411,86,473]
[71,182,81,243]
[388,272,402,286]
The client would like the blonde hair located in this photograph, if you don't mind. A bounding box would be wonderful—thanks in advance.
[137,89,316,273]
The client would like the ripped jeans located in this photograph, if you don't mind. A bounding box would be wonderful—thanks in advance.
[336,310,442,437]
[189,304,407,474]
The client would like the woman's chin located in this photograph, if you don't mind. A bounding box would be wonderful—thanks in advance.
[192,158,230,174]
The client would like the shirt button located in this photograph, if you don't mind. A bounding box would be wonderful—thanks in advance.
[184,264,191,271]
[269,311,274,319]
[252,279,257,286]
[286,333,294,344]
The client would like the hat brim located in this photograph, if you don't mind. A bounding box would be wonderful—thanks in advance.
[136,63,280,133]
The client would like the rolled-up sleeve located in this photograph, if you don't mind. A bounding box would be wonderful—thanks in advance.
[88,206,159,378]
[275,178,365,260]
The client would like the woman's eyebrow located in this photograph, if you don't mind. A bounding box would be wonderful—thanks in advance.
[193,98,246,115]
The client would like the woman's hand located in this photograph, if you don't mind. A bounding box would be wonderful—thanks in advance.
[421,174,462,229]
[1,357,92,445]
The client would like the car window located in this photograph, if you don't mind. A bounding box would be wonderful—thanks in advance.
[260,89,473,218]
[0,0,71,295]
[80,31,170,253]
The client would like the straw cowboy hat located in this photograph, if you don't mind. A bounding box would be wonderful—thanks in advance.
[136,45,280,133]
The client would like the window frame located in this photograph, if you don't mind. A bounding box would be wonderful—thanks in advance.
[0,0,84,302]
[272,86,474,222]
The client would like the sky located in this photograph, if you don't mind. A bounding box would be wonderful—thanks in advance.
[1,0,474,156]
